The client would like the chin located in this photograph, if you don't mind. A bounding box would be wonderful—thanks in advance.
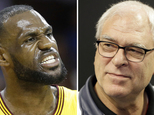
[44,65,61,76]
[103,84,130,98]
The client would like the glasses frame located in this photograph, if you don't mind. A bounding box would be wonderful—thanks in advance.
[96,41,154,62]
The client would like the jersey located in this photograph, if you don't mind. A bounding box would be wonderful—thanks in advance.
[54,86,77,115]
[0,86,77,115]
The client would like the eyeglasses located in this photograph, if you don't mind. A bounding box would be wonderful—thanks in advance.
[96,41,154,62]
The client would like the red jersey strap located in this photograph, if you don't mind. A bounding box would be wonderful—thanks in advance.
[0,93,12,115]
[53,86,64,115]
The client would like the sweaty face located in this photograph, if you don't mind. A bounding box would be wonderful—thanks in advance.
[94,13,154,98]
[3,10,67,85]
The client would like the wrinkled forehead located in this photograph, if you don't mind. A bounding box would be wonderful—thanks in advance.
[101,9,151,36]
[110,14,148,30]
[98,6,151,38]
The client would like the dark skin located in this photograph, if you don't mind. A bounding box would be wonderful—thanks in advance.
[0,10,64,115]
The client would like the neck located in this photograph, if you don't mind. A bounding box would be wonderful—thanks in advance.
[1,79,58,115]
[95,82,148,115]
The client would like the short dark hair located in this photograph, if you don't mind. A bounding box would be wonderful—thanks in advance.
[0,5,33,26]
[0,5,33,42]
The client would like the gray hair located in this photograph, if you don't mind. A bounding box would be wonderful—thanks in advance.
[95,0,154,40]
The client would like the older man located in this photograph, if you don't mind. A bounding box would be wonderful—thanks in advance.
[0,5,77,115]
[79,1,154,115]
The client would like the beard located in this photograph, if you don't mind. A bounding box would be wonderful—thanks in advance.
[10,54,67,85]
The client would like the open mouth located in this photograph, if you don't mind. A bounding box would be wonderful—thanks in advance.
[40,53,60,70]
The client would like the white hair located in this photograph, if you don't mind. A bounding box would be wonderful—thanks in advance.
[95,0,154,40]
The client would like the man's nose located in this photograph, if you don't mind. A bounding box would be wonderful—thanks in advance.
[38,35,57,51]
[112,49,128,67]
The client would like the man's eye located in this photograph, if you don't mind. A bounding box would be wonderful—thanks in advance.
[46,33,52,38]
[103,43,115,48]
[25,37,36,43]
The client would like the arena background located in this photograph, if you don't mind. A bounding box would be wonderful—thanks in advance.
[79,0,154,89]
[0,0,77,91]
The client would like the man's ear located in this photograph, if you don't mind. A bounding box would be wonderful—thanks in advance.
[0,47,9,66]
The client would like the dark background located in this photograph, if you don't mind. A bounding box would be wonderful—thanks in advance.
[0,0,77,91]
[1,0,154,91]
[79,0,154,89]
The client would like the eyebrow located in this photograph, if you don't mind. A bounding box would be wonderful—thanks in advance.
[100,34,146,48]
[45,26,52,34]
[19,26,52,39]
[100,35,116,42]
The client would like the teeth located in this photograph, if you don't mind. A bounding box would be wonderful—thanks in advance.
[42,59,55,64]
[41,55,55,64]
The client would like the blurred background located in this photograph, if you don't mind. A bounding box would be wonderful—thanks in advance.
[0,0,77,91]
[79,0,154,89]
[2,0,154,91]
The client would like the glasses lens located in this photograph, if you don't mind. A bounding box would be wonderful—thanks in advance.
[98,42,118,57]
[126,47,145,62]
